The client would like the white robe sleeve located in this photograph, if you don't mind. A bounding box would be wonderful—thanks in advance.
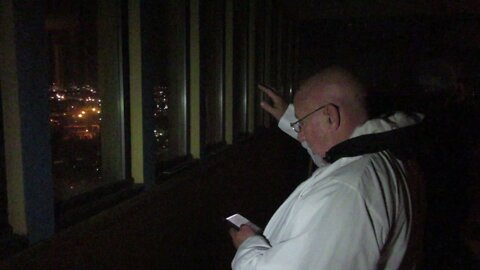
[232,182,386,270]
[278,104,298,140]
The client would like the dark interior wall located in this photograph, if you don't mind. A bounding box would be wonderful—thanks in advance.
[296,15,480,92]
[278,0,480,22]
[292,14,480,118]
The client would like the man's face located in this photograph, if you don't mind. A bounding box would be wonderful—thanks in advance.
[293,92,331,158]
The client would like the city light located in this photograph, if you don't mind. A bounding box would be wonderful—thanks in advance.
[153,85,169,152]
[49,83,102,141]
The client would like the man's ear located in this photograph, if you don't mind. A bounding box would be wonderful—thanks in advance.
[325,104,340,131]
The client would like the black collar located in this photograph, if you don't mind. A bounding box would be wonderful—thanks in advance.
[324,123,425,163]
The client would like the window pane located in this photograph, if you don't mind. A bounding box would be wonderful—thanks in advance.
[46,0,123,200]
[141,1,189,174]
[254,0,267,127]
[200,0,225,150]
[272,11,283,91]
[282,21,294,102]
[233,0,248,140]
[150,1,189,165]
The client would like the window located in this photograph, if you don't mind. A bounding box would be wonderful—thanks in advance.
[232,0,249,140]
[200,0,226,154]
[152,0,189,171]
[281,20,297,102]
[254,0,267,127]
[46,0,126,201]
[141,0,190,176]
[254,0,277,128]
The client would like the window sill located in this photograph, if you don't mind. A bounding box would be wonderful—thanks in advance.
[156,155,195,177]
[55,180,144,230]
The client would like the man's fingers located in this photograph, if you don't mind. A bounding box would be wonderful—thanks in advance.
[258,83,288,121]
[258,84,287,108]
[258,84,280,101]
[239,224,255,234]
[261,101,283,121]
[229,227,237,238]
[260,101,275,114]
[229,225,257,249]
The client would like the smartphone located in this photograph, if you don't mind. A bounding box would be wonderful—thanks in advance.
[226,213,262,233]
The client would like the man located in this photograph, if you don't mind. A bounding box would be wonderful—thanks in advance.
[229,66,422,269]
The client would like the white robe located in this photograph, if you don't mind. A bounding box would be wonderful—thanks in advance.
[232,108,421,270]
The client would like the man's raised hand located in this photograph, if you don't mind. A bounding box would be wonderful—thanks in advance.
[258,84,288,121]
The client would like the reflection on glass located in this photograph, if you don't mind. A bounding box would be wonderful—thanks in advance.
[200,0,225,148]
[153,85,169,158]
[233,0,248,140]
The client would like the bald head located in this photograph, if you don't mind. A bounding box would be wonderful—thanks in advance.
[293,66,369,157]
[296,66,368,122]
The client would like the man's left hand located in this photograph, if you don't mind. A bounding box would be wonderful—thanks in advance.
[229,224,256,249]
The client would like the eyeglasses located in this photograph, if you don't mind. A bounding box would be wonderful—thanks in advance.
[290,103,339,133]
